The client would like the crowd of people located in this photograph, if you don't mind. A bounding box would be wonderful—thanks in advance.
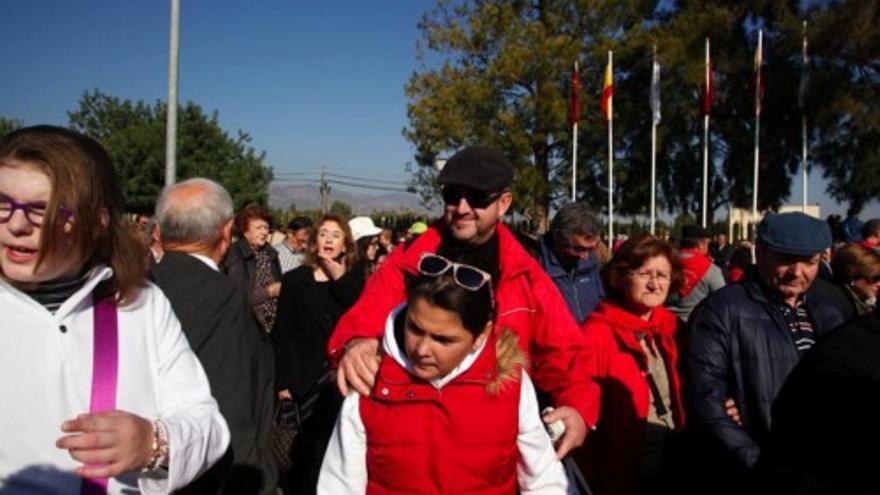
[1,125,878,494]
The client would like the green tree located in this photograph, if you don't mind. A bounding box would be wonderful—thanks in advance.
[404,0,656,231]
[68,90,272,212]
[329,200,353,218]
[405,0,879,229]
[0,117,22,138]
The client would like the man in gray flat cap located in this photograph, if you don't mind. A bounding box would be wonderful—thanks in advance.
[686,212,844,492]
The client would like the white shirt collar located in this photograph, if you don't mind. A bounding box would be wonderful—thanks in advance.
[188,253,220,271]
[382,303,488,390]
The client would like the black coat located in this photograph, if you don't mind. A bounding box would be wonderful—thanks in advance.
[757,309,880,495]
[687,270,844,471]
[272,263,366,398]
[153,251,276,493]
[223,238,282,331]
[809,277,858,323]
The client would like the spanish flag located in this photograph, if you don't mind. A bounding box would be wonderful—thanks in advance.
[601,56,613,122]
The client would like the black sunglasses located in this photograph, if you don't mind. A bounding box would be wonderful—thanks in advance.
[417,253,493,293]
[441,187,502,209]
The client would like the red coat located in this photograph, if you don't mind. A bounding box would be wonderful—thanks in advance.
[329,223,597,425]
[576,301,685,495]
[360,334,521,494]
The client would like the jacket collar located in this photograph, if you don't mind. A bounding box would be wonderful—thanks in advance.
[538,234,598,278]
[590,300,678,354]
[399,222,531,283]
[0,264,113,318]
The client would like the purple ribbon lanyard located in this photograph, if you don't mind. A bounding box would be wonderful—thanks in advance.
[81,297,118,495]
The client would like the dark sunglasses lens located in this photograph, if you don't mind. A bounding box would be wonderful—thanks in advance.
[419,255,449,275]
[455,266,486,290]
[441,187,462,205]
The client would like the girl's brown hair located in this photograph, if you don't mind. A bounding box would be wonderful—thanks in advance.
[0,126,148,304]
[302,214,359,270]
[601,234,684,304]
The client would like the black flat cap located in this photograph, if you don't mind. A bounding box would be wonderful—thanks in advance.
[438,147,514,192]
[758,212,832,256]
[681,225,711,240]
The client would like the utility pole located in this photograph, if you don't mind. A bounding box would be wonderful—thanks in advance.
[319,167,330,213]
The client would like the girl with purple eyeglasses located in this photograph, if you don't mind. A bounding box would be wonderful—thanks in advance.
[0,126,229,494]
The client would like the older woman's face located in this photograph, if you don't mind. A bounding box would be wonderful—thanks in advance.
[851,275,880,302]
[0,162,81,285]
[623,255,672,315]
[243,217,270,249]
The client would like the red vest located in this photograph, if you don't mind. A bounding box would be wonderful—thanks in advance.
[360,337,522,495]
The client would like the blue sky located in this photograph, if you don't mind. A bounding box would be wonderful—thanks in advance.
[1,1,876,219]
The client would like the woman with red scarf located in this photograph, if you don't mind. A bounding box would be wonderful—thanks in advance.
[576,235,685,495]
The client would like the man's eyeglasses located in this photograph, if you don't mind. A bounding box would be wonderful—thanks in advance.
[0,193,72,228]
[629,270,671,284]
[418,253,493,293]
[441,187,501,209]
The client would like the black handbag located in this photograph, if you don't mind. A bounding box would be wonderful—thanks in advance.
[270,370,335,473]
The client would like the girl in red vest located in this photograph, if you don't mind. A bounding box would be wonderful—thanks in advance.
[318,253,573,494]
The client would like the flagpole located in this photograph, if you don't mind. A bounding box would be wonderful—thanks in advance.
[801,21,808,212]
[572,121,578,202]
[570,60,580,202]
[702,38,711,229]
[650,46,659,236]
[165,0,180,186]
[607,50,614,243]
[752,29,762,241]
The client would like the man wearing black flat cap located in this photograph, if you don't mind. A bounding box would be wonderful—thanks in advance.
[327,146,594,459]
[686,212,844,492]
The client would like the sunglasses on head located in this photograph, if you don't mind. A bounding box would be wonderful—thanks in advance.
[440,187,502,209]
[417,253,493,293]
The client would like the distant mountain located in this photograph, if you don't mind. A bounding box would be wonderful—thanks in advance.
[269,183,436,215]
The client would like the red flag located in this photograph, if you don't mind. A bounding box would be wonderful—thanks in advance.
[702,38,714,114]
[569,63,581,125]
[601,60,613,121]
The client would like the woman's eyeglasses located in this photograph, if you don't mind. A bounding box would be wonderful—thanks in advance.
[417,253,493,293]
[0,194,72,228]
[440,187,501,209]
[629,270,671,284]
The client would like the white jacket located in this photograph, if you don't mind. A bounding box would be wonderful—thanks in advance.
[0,265,230,494]
[318,304,575,495]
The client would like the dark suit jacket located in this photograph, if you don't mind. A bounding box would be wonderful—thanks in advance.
[153,251,276,494]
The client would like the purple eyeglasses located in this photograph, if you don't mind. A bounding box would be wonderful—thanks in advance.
[0,193,72,228]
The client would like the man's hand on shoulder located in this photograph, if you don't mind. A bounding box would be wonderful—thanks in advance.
[336,337,381,396]
[543,405,587,459]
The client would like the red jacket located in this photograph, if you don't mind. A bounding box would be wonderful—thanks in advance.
[360,334,521,494]
[329,223,597,426]
[576,301,685,495]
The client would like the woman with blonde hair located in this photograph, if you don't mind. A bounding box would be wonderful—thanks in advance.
[272,214,365,494]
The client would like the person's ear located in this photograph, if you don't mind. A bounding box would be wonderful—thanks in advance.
[221,219,234,244]
[473,321,493,351]
[496,191,513,219]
